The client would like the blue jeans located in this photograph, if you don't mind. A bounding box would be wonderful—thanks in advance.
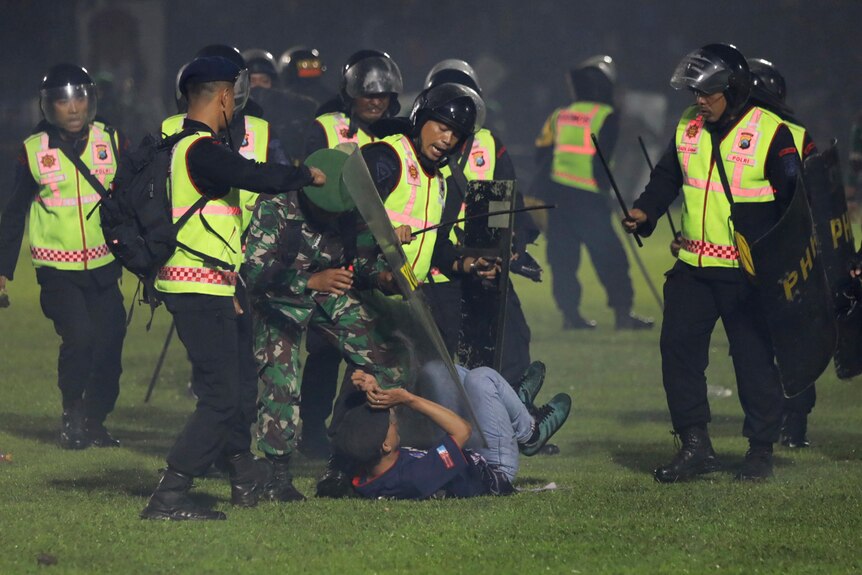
[422,363,533,481]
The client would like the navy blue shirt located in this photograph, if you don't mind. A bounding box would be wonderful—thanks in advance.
[352,435,489,500]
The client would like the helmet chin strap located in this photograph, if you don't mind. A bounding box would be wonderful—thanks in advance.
[222,110,235,150]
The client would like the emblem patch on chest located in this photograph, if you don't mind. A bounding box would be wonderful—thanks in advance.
[36,149,61,174]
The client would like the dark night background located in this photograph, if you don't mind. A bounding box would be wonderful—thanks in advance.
[1,0,860,205]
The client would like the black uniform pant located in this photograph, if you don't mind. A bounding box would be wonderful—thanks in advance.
[38,269,126,422]
[785,384,816,415]
[299,328,341,432]
[162,290,257,477]
[660,264,783,443]
[545,184,634,319]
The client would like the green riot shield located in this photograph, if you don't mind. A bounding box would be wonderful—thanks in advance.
[339,146,486,448]
[458,180,515,371]
[747,175,837,396]
[805,144,862,379]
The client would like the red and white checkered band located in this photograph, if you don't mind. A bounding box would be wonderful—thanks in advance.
[31,244,110,263]
[680,238,739,261]
[157,266,237,286]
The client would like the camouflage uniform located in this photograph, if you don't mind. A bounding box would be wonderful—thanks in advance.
[243,190,401,457]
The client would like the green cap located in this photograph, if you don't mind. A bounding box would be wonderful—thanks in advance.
[303,148,355,213]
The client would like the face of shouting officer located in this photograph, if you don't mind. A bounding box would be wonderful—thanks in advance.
[418,119,461,163]
[353,93,391,124]
[693,89,727,123]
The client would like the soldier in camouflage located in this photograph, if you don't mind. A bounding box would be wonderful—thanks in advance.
[242,177,409,501]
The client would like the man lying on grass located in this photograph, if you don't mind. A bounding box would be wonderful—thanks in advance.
[332,365,571,499]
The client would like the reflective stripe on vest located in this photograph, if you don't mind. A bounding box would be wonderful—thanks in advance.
[24,121,116,271]
[675,105,782,268]
[160,114,268,233]
[377,134,445,282]
[550,102,612,192]
[316,112,376,147]
[154,131,243,296]
[432,129,498,281]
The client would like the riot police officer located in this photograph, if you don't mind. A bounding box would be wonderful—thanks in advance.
[139,56,324,521]
[298,49,404,458]
[534,56,652,330]
[624,44,801,482]
[423,59,539,386]
[0,64,128,450]
[748,57,818,448]
[303,49,402,156]
[243,47,318,164]
[278,46,333,110]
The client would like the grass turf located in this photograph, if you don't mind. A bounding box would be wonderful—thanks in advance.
[1,222,861,574]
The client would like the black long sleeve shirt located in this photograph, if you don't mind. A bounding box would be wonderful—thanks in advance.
[182,118,314,200]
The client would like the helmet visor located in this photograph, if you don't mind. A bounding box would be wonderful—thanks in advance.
[670,51,730,95]
[425,59,480,90]
[234,68,250,112]
[40,84,97,132]
[344,56,403,98]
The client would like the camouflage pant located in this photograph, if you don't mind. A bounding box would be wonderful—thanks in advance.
[254,292,401,457]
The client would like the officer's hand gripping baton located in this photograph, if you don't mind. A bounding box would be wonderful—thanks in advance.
[638,136,679,238]
[590,133,642,247]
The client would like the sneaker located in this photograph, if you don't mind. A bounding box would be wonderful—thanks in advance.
[779,412,810,448]
[615,311,654,330]
[563,316,597,330]
[59,402,87,450]
[512,361,546,407]
[85,420,120,448]
[519,393,572,456]
[735,445,774,481]
[654,426,721,483]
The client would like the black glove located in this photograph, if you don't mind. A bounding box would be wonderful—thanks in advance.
[510,251,543,282]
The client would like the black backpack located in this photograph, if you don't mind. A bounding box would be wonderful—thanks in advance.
[79,129,231,310]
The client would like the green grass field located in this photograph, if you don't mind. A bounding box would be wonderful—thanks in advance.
[1,223,861,574]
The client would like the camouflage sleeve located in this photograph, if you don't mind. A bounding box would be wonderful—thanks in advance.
[242,198,312,296]
[353,228,389,283]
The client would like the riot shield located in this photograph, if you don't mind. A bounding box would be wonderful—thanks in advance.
[339,147,487,447]
[458,180,515,371]
[805,145,862,379]
[748,174,836,396]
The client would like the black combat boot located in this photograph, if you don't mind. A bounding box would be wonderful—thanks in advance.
[226,451,273,507]
[84,419,120,447]
[59,400,87,450]
[654,425,722,483]
[315,455,355,499]
[262,455,306,502]
[735,441,774,481]
[140,468,226,520]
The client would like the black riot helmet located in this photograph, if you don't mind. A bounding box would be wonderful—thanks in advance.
[409,83,480,141]
[278,46,326,87]
[568,55,616,104]
[341,49,402,116]
[242,48,278,82]
[670,43,752,117]
[195,44,250,112]
[40,63,98,131]
[424,60,486,131]
[747,57,788,105]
